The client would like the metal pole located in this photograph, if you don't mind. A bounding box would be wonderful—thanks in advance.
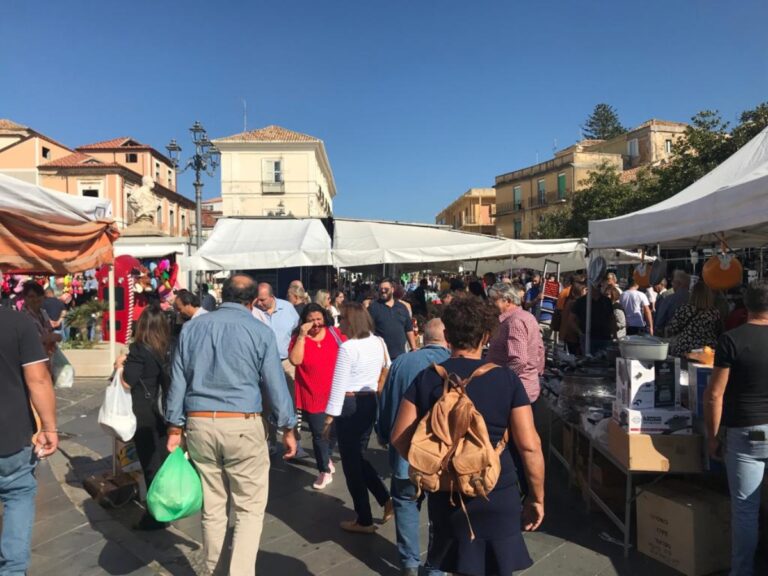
[585,254,593,356]
[108,264,116,367]
[194,174,203,291]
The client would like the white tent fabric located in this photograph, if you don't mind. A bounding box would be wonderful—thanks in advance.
[0,173,112,224]
[180,218,333,271]
[332,219,516,268]
[589,126,768,249]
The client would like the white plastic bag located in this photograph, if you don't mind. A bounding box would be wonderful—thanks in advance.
[52,347,74,389]
[98,370,136,441]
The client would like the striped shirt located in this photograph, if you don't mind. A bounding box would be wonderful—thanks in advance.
[486,306,544,402]
[326,335,391,416]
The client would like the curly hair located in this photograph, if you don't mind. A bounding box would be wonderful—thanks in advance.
[441,294,497,351]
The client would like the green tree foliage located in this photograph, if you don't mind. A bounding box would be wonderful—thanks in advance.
[582,103,627,140]
[537,102,768,238]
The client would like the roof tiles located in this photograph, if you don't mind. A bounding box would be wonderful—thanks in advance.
[216,125,320,143]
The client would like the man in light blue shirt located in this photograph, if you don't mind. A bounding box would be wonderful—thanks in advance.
[165,274,296,574]
[378,318,449,576]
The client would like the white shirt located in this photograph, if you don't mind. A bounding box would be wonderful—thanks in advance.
[192,307,208,319]
[326,335,391,416]
[645,288,658,306]
[620,289,650,328]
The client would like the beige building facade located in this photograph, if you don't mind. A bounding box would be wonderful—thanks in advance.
[494,119,687,239]
[435,188,496,236]
[0,120,194,236]
[213,125,336,218]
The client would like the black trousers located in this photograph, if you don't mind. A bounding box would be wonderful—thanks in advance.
[336,394,390,526]
[131,399,168,490]
[303,410,337,474]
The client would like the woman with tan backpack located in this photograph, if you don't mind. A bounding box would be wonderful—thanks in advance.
[392,295,545,576]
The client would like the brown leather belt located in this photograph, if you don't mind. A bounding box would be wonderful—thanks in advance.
[187,411,261,419]
[345,391,376,397]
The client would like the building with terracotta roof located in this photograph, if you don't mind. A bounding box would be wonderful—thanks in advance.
[435,188,496,236]
[494,119,687,239]
[212,125,336,218]
[0,119,194,235]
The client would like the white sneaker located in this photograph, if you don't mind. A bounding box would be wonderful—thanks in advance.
[328,459,336,474]
[313,472,333,490]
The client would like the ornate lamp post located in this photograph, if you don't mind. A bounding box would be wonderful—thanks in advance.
[166,121,220,288]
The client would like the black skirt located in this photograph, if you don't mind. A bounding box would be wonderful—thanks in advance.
[427,483,533,576]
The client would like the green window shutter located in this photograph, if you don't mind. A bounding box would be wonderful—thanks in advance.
[558,174,566,199]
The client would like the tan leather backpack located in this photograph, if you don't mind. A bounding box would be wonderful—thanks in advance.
[407,363,509,538]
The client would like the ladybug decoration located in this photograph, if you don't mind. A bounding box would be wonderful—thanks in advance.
[703,252,743,291]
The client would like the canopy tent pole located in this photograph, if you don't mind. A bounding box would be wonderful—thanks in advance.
[108,264,116,368]
[585,254,593,356]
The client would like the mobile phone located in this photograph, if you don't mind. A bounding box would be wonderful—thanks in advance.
[747,430,767,441]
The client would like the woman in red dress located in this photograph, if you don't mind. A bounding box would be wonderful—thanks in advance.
[289,303,347,489]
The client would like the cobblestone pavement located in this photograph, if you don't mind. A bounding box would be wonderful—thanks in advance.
[2,378,722,575]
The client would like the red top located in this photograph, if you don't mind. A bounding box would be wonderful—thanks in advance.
[288,327,347,413]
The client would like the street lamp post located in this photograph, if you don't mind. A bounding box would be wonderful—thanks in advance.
[167,121,220,290]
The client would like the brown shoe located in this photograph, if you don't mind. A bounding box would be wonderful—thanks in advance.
[382,498,394,524]
[340,520,376,534]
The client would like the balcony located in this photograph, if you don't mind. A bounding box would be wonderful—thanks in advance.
[494,201,524,217]
[262,181,285,194]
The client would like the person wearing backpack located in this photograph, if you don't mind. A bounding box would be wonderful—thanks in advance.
[391,295,545,576]
[115,304,172,531]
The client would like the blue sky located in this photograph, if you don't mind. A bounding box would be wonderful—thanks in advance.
[2,1,766,223]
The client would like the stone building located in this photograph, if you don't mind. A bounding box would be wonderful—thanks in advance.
[435,188,496,236]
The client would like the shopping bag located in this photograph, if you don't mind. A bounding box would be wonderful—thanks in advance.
[52,347,75,389]
[97,370,137,442]
[147,448,203,522]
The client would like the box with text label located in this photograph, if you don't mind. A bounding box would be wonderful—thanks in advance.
[613,404,693,435]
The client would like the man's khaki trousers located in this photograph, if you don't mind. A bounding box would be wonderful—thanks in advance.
[186,416,269,576]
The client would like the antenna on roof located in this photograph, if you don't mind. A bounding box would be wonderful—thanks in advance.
[553,138,558,153]
[242,98,247,132]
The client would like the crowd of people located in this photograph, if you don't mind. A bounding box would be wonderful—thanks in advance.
[2,265,767,576]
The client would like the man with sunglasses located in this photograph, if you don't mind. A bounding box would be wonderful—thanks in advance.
[367,278,417,361]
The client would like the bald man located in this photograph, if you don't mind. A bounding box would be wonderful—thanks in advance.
[165,273,297,574]
[378,318,449,576]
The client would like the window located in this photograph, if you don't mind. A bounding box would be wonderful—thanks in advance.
[513,186,522,210]
[169,209,175,234]
[156,205,162,226]
[167,169,173,186]
[513,219,522,239]
[154,162,160,182]
[665,139,673,154]
[82,189,99,198]
[42,147,51,160]
[537,179,546,205]
[126,153,138,163]
[263,160,282,183]
[181,213,186,233]
[557,173,567,199]
[627,138,639,157]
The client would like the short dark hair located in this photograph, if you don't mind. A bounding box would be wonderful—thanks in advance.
[379,277,395,287]
[419,278,428,287]
[745,281,768,314]
[441,294,497,351]
[22,281,44,297]
[341,301,374,339]
[298,302,333,330]
[200,283,210,294]
[222,274,257,306]
[174,289,200,307]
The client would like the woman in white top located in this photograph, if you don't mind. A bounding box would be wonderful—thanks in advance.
[324,302,393,533]
[330,290,345,327]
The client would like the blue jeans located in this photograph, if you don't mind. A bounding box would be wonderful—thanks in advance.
[0,447,38,576]
[390,477,444,575]
[725,424,768,576]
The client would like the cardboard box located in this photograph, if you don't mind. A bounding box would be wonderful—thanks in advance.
[616,358,656,409]
[607,419,703,472]
[637,480,730,575]
[613,405,692,435]
[687,363,713,418]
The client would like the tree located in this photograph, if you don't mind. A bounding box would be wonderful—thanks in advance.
[582,103,627,140]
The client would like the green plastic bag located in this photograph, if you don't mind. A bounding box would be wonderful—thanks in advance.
[147,448,203,522]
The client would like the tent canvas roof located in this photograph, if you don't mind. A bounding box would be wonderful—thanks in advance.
[589,127,768,249]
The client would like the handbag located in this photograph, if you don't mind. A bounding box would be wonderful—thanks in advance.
[98,369,137,442]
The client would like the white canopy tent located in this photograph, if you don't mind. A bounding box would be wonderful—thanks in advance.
[0,172,112,222]
[180,218,333,271]
[589,126,768,250]
[331,219,517,268]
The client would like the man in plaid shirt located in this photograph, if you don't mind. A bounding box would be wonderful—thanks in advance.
[487,283,545,402]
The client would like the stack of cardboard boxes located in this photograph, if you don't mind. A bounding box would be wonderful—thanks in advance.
[613,357,692,435]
